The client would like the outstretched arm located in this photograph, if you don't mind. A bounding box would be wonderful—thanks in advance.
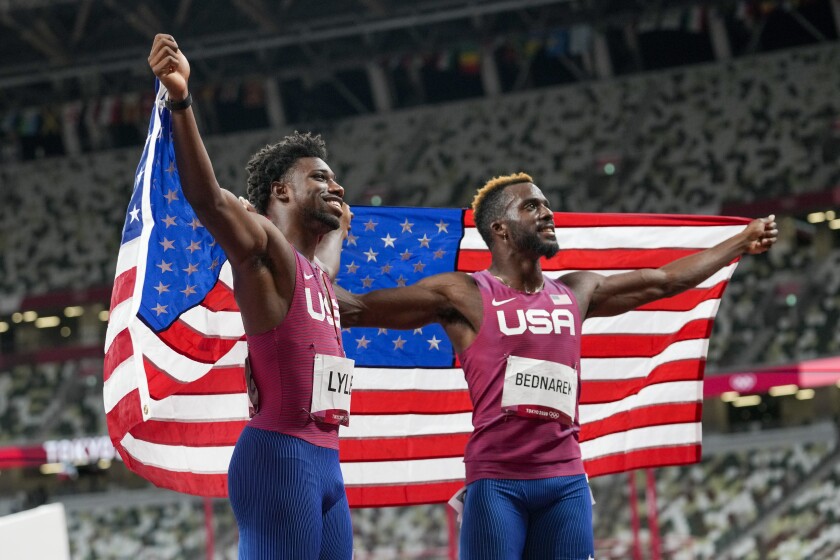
[148,34,273,268]
[336,275,456,329]
[566,215,778,319]
[336,272,481,352]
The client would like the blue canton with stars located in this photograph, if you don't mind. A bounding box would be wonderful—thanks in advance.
[122,81,228,332]
[338,207,463,367]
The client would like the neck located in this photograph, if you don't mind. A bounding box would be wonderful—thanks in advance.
[283,228,321,261]
[268,209,321,261]
[488,252,544,294]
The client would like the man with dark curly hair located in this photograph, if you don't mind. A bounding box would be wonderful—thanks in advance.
[337,173,777,559]
[149,34,354,559]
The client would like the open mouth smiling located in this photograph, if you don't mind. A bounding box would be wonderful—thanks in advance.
[324,197,343,212]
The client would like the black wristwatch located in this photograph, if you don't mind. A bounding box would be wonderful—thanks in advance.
[164,92,193,112]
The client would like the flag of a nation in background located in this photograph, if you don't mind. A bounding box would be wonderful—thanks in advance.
[104,82,750,507]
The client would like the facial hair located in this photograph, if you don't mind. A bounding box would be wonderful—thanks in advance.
[508,220,560,258]
[303,205,340,231]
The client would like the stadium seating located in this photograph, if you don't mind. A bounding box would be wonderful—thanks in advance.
[61,493,449,560]
[351,505,449,559]
[0,359,103,441]
[2,43,840,294]
[65,497,210,560]
[0,150,134,297]
[590,434,839,559]
[750,454,840,559]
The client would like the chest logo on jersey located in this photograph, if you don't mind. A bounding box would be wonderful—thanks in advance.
[496,308,576,336]
[305,287,340,327]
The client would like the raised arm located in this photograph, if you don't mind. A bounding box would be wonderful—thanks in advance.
[148,34,273,268]
[566,215,777,319]
[314,203,352,281]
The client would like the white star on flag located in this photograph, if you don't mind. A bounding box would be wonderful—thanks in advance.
[364,248,379,262]
[381,233,397,248]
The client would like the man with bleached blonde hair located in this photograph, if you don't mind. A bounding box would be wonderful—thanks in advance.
[337,173,777,559]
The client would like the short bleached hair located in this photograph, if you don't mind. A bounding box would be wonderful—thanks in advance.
[471,172,533,248]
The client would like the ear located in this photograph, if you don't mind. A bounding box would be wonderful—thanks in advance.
[491,220,508,242]
[271,180,291,203]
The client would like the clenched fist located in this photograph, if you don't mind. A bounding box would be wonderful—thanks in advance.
[148,34,191,101]
[743,215,778,255]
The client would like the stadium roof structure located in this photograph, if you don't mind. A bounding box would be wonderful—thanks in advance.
[0,0,718,107]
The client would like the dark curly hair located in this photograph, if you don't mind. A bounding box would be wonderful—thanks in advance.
[245,131,328,215]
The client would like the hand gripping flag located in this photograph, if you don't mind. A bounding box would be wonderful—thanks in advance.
[105,83,750,506]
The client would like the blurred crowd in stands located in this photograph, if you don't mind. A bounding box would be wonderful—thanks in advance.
[0,359,102,443]
[59,497,447,560]
[591,432,840,559]
[2,0,834,163]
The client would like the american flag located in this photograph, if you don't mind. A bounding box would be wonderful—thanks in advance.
[104,83,749,507]
[104,84,248,497]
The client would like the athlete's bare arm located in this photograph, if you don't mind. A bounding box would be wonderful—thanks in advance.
[149,34,294,333]
[148,34,281,268]
[336,272,482,352]
[314,204,352,281]
[563,215,778,319]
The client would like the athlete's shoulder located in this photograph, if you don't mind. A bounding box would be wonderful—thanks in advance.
[415,272,479,312]
[558,270,602,291]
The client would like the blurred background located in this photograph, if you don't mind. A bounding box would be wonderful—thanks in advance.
[1,0,840,558]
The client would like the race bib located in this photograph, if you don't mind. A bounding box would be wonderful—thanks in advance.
[310,353,354,426]
[501,355,578,424]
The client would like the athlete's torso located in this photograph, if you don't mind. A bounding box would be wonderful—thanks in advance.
[245,251,345,449]
[458,270,585,483]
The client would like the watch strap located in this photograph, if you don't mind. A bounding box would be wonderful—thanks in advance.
[164,92,192,112]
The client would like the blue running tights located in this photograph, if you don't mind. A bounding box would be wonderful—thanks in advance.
[460,474,594,560]
[228,427,352,559]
